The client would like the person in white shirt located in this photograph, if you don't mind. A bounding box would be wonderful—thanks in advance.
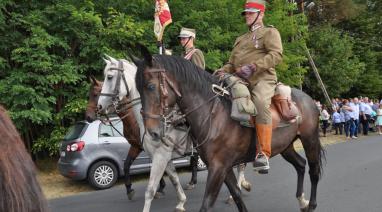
[320,105,330,137]
[349,98,360,138]
[360,97,373,135]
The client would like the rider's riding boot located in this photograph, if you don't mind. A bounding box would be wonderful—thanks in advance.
[253,124,272,173]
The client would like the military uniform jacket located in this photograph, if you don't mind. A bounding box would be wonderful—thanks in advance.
[222,25,283,85]
[182,47,205,70]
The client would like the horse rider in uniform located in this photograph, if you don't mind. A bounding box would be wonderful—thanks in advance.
[178,27,205,70]
[216,0,283,172]
[178,27,206,190]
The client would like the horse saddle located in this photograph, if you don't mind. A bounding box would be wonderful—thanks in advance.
[272,83,300,124]
[221,75,300,128]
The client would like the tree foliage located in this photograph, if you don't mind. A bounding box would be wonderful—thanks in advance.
[0,0,380,156]
[0,0,145,156]
[304,25,364,99]
[303,0,381,100]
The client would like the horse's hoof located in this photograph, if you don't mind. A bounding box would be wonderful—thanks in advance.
[174,207,186,212]
[300,206,314,212]
[241,180,252,192]
[258,169,269,174]
[225,196,234,205]
[184,183,195,190]
[127,189,135,200]
[154,191,165,199]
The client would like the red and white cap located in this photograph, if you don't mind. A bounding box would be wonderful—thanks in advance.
[242,0,266,15]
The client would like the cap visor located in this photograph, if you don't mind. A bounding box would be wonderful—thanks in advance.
[241,8,260,15]
[178,34,190,38]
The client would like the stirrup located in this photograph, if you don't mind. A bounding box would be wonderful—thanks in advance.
[253,153,270,173]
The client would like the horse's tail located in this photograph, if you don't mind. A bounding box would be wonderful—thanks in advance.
[317,137,326,179]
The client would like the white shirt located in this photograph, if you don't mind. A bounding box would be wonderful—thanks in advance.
[321,109,330,121]
[349,102,359,120]
[360,102,373,115]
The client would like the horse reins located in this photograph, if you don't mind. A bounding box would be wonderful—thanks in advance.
[140,68,182,122]
[97,60,143,138]
[141,67,224,150]
[99,60,132,114]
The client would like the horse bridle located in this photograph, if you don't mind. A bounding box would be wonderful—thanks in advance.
[142,67,224,150]
[99,60,134,113]
[141,68,182,123]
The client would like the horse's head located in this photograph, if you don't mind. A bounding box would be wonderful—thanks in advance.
[85,76,102,122]
[97,55,139,115]
[133,45,181,140]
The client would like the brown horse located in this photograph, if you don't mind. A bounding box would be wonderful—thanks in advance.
[133,46,325,212]
[85,76,171,199]
[0,105,48,212]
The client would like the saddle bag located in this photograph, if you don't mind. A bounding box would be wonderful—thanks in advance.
[272,83,299,122]
[223,75,257,124]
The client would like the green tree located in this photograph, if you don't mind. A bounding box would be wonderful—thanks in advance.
[303,25,364,99]
[0,0,144,156]
[339,0,382,98]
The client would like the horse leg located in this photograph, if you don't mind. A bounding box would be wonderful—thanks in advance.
[124,147,141,200]
[280,143,309,210]
[185,153,198,190]
[165,161,187,212]
[199,164,228,212]
[155,177,166,199]
[300,134,324,212]
[226,163,251,204]
[238,163,251,192]
[143,151,171,212]
[224,168,249,212]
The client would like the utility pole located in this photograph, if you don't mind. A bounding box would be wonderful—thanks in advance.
[292,0,333,108]
[304,45,333,108]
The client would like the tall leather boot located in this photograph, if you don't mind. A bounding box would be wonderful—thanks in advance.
[253,124,272,173]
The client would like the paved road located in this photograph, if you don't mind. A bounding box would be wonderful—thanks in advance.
[50,135,382,212]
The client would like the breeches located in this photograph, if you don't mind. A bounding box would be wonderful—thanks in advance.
[250,79,277,125]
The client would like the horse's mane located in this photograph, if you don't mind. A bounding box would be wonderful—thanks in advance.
[0,106,48,212]
[136,55,229,107]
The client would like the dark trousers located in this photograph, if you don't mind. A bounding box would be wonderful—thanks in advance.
[361,114,371,135]
[334,123,342,135]
[322,120,329,136]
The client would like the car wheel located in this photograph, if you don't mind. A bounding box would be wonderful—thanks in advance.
[88,161,118,190]
[197,156,207,171]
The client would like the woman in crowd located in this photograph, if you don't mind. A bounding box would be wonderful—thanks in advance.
[376,104,382,135]
[332,108,342,135]
[320,104,330,137]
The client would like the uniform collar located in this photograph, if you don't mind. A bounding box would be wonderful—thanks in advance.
[185,46,195,54]
[250,24,263,32]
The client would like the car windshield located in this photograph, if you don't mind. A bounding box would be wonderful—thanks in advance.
[64,122,87,141]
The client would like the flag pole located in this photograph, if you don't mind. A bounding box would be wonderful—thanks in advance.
[157,41,163,55]
[154,0,172,56]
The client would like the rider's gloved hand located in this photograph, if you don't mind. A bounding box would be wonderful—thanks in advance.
[213,69,226,78]
[235,64,256,79]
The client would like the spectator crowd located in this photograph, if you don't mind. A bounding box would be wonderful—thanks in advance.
[314,98,382,138]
